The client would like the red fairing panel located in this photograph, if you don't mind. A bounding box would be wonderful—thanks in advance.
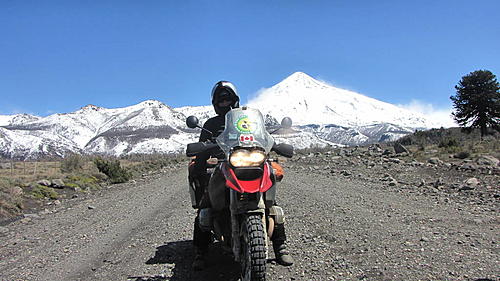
[221,162,273,193]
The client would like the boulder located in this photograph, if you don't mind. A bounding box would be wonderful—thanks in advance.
[394,143,409,154]
[464,178,479,187]
[428,157,443,165]
[8,186,23,196]
[0,226,9,234]
[388,179,398,186]
[37,179,51,187]
[340,170,352,176]
[51,179,65,188]
[460,163,477,171]
[476,155,499,166]
[382,149,393,156]
[433,177,445,188]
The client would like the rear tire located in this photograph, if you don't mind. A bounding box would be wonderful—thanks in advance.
[241,214,267,281]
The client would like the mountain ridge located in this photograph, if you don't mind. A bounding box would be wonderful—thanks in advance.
[0,72,444,159]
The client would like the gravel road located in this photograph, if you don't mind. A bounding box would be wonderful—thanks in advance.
[0,162,498,281]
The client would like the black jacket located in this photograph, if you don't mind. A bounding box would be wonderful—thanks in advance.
[199,115,225,142]
[191,115,225,177]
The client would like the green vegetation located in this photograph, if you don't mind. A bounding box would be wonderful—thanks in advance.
[396,127,499,162]
[60,154,86,173]
[66,174,101,190]
[93,157,132,183]
[0,178,25,218]
[454,151,471,159]
[30,184,58,200]
[451,70,500,137]
[0,154,183,220]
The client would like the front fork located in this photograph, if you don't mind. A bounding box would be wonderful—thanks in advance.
[229,189,269,262]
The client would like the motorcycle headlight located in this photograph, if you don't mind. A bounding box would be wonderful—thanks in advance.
[230,149,266,167]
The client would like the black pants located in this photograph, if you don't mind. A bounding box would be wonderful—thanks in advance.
[193,210,212,252]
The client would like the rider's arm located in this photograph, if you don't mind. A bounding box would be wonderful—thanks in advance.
[199,118,214,143]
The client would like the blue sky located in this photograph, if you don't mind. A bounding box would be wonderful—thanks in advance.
[1,0,499,122]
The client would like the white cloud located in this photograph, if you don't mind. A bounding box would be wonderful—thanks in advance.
[398,99,457,128]
[246,87,269,105]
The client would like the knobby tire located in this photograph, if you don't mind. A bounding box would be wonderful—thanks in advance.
[241,214,267,281]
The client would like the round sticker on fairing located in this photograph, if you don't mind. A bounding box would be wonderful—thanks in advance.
[235,116,254,133]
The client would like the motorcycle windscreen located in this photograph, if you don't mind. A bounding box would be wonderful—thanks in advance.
[222,162,274,193]
[216,107,275,156]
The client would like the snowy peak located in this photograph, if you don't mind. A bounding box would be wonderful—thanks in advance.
[249,72,435,128]
[80,104,104,111]
[276,71,327,91]
[0,114,41,126]
[137,99,167,108]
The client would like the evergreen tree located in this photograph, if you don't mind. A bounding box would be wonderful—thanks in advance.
[450,70,500,137]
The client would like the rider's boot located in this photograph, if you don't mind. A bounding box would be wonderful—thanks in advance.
[192,213,211,270]
[273,240,294,266]
[192,247,207,271]
[272,223,294,266]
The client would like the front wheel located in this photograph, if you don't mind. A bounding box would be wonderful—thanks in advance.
[240,214,267,281]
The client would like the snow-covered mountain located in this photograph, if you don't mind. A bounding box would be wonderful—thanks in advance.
[248,72,437,128]
[0,72,442,159]
[0,100,198,159]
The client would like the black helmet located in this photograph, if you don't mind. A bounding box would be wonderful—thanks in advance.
[211,81,240,115]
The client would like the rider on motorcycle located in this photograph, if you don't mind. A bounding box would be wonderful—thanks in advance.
[189,81,294,270]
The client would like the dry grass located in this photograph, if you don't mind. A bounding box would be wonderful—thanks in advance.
[0,155,182,220]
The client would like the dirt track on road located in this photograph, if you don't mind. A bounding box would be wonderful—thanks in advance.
[0,163,498,281]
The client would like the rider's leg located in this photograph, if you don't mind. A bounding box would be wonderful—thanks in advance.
[192,211,211,270]
[270,205,294,266]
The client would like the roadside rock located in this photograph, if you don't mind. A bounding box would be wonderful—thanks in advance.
[428,157,443,165]
[340,170,352,176]
[459,185,475,191]
[476,155,499,166]
[51,179,65,188]
[23,214,41,219]
[382,149,393,156]
[464,178,479,187]
[460,163,477,171]
[37,179,52,187]
[0,226,9,235]
[433,178,445,188]
[394,143,409,154]
[390,158,402,164]
[8,186,23,196]
[0,163,11,169]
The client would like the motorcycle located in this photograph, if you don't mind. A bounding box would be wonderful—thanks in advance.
[186,106,293,281]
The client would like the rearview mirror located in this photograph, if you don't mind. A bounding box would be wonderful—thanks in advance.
[281,117,292,129]
[186,116,200,129]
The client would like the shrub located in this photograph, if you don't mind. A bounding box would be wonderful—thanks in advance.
[31,184,58,199]
[454,151,471,159]
[93,157,131,184]
[396,135,414,146]
[61,154,85,173]
[66,174,99,190]
[438,137,459,148]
